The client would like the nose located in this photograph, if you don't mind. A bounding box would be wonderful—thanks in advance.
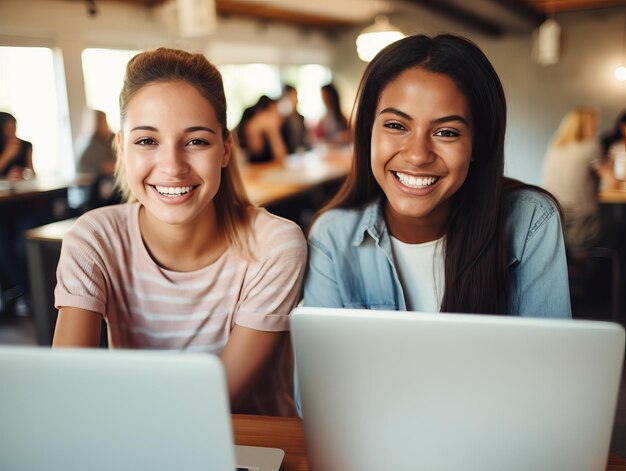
[402,131,436,165]
[157,143,189,176]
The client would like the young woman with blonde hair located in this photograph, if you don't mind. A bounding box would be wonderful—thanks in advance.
[53,48,306,415]
[543,106,615,250]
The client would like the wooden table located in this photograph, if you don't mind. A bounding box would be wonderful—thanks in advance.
[232,414,626,471]
[241,148,351,207]
[0,174,94,204]
[599,181,626,204]
[233,415,308,471]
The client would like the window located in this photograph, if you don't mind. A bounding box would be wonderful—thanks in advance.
[81,48,140,133]
[219,64,282,130]
[219,63,332,130]
[0,46,64,177]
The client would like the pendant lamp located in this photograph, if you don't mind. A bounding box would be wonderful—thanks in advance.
[356,15,405,63]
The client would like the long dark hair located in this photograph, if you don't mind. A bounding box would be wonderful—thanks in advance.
[321,83,347,131]
[0,111,16,152]
[323,33,515,314]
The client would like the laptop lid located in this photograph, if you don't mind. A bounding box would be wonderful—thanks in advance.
[0,347,282,471]
[291,307,625,471]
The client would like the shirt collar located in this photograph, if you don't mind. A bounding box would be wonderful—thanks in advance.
[352,196,387,246]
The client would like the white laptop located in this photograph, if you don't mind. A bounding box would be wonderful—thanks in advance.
[0,347,284,471]
[291,307,625,471]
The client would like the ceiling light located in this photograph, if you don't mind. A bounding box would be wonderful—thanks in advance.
[356,15,405,63]
[532,0,560,66]
[533,17,561,66]
[176,0,216,38]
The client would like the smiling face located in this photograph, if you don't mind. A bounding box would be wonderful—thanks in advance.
[118,80,231,229]
[371,67,473,243]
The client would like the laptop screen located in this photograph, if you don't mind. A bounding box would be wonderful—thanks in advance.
[292,307,624,471]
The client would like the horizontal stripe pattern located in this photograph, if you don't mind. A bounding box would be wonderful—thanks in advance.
[55,204,306,353]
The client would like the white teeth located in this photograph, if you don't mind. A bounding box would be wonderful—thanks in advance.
[395,172,439,189]
[154,185,195,196]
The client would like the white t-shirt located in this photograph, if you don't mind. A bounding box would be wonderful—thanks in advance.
[390,236,445,312]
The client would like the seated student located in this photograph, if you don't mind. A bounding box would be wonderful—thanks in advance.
[279,84,310,154]
[542,107,616,251]
[0,112,41,315]
[601,109,626,180]
[303,33,571,318]
[315,82,349,147]
[236,95,287,164]
[76,109,120,207]
[53,48,307,416]
[0,111,33,180]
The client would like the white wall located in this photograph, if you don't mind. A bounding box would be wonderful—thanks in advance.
[332,6,626,185]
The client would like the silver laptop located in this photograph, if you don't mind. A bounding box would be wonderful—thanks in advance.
[291,307,625,471]
[0,347,283,471]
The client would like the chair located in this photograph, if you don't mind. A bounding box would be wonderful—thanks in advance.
[568,246,622,322]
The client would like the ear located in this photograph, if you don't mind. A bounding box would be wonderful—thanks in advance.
[221,133,233,168]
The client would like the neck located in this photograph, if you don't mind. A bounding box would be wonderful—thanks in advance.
[384,200,450,245]
[138,205,227,272]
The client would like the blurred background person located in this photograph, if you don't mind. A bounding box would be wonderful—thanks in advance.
[601,109,626,182]
[279,84,309,154]
[236,95,287,164]
[542,106,615,251]
[76,109,119,207]
[0,112,41,316]
[0,111,34,181]
[315,83,349,147]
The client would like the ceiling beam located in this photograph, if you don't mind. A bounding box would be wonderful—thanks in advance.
[402,0,505,36]
[214,0,356,30]
[491,0,546,27]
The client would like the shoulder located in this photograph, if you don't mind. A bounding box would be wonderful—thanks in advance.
[505,187,560,241]
[68,204,136,242]
[249,207,306,253]
[309,206,367,244]
[19,139,32,151]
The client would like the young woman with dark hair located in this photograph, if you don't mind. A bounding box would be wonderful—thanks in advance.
[303,34,571,317]
[316,83,349,146]
[0,111,33,179]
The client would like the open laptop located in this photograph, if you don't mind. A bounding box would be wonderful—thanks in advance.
[291,307,625,471]
[0,347,284,471]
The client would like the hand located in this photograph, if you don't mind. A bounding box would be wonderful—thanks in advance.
[7,166,24,182]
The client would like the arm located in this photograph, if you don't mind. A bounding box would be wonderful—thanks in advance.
[0,138,21,174]
[514,200,572,318]
[303,239,344,307]
[265,126,287,164]
[52,307,102,347]
[220,326,286,410]
[230,218,306,412]
[595,158,618,190]
[24,144,34,174]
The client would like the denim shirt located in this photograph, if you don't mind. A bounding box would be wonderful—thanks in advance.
[303,188,572,317]
[295,189,572,415]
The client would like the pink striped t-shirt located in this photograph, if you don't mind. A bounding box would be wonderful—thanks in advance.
[54,203,306,414]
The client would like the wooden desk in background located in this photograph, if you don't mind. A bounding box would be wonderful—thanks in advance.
[233,414,626,471]
[0,175,94,204]
[242,149,351,207]
[599,186,626,204]
[599,182,626,224]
